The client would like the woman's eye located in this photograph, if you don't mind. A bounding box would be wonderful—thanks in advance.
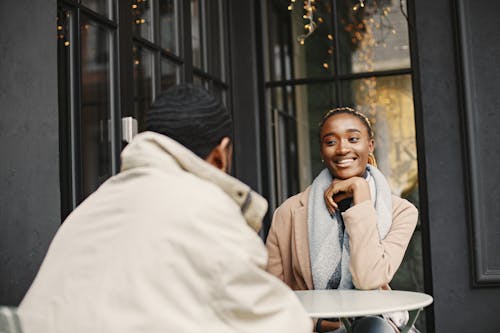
[348,137,360,143]
[325,139,337,145]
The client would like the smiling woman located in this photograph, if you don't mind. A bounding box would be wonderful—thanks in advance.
[319,108,374,180]
[265,107,419,333]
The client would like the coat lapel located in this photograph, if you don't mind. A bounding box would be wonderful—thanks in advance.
[292,187,314,290]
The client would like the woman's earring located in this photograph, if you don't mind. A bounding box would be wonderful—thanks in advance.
[321,159,324,163]
[368,153,377,167]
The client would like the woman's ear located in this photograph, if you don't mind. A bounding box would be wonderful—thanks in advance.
[205,137,232,173]
[368,139,375,154]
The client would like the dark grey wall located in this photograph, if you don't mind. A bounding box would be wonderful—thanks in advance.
[0,0,60,305]
[411,0,500,331]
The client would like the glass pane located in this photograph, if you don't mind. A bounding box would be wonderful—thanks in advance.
[336,0,410,73]
[193,75,206,87]
[133,45,153,132]
[132,0,153,41]
[160,58,179,91]
[268,3,283,81]
[268,86,301,202]
[81,0,111,19]
[159,0,177,53]
[80,17,112,197]
[341,75,417,194]
[287,0,335,79]
[212,83,228,108]
[191,0,203,68]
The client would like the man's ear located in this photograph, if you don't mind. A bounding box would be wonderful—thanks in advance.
[205,137,232,173]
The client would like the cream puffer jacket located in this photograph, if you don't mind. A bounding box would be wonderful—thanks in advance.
[19,131,312,333]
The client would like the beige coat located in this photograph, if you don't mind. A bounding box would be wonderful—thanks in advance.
[266,186,418,291]
[18,132,312,333]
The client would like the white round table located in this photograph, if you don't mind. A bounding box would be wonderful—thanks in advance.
[294,290,433,333]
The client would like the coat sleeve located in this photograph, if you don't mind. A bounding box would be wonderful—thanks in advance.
[343,197,418,290]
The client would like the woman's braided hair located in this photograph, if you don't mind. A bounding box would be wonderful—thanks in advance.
[318,107,377,166]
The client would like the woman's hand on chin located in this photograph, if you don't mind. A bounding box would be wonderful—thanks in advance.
[323,177,371,215]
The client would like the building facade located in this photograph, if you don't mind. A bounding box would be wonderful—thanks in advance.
[1,0,500,332]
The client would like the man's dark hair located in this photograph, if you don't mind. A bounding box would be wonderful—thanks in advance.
[146,84,233,159]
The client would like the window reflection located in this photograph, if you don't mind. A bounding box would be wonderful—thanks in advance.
[337,0,410,73]
[80,17,112,198]
[133,45,153,132]
[159,0,177,53]
[81,0,111,18]
[268,87,301,202]
[342,75,417,195]
[191,0,203,68]
[193,75,205,87]
[160,58,178,91]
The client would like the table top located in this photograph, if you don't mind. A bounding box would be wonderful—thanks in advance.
[294,290,433,318]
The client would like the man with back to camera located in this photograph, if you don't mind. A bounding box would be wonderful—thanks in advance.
[17,84,313,333]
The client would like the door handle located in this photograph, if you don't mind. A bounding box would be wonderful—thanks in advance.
[121,117,138,143]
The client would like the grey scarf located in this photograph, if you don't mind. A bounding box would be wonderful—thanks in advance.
[308,165,393,290]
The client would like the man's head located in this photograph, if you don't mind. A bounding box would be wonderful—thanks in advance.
[146,84,233,173]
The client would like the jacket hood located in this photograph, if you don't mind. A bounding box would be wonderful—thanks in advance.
[120,131,268,232]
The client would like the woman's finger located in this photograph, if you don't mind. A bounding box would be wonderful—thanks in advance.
[324,186,338,215]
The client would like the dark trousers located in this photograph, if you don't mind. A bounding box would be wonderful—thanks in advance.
[351,316,394,333]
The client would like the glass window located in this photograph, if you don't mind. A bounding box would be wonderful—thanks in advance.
[336,0,410,73]
[341,75,417,194]
[193,74,206,87]
[212,82,228,107]
[160,57,179,91]
[80,17,112,197]
[159,0,178,53]
[59,0,231,211]
[285,0,335,79]
[191,0,203,69]
[81,0,112,19]
[133,45,154,131]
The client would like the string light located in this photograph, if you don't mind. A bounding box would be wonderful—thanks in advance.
[292,0,317,45]
[132,0,149,26]
[352,0,365,12]
[56,9,70,47]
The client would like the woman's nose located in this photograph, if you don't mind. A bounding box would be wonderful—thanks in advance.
[337,139,350,154]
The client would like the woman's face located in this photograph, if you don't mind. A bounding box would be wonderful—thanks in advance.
[320,113,374,179]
